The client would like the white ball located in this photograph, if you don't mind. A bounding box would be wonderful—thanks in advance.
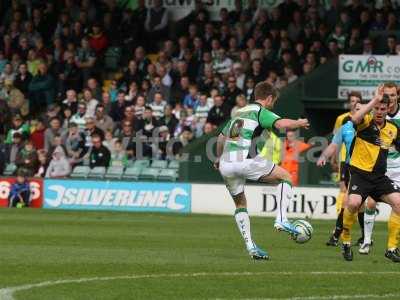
[292,220,313,244]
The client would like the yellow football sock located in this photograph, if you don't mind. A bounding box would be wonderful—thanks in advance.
[341,208,357,244]
[387,212,400,250]
[336,191,345,215]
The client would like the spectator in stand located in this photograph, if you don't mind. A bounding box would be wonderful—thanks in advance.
[206,95,230,127]
[224,76,243,109]
[142,106,160,138]
[34,150,49,178]
[160,104,179,136]
[15,140,39,177]
[57,50,82,94]
[89,134,111,169]
[70,102,88,129]
[110,139,128,167]
[62,90,79,115]
[134,95,146,119]
[82,88,99,118]
[0,79,28,117]
[84,117,105,149]
[94,104,114,133]
[28,63,55,117]
[5,115,30,144]
[45,146,71,178]
[148,75,170,103]
[14,63,32,98]
[150,92,167,120]
[110,90,127,122]
[230,94,247,117]
[30,119,46,150]
[88,23,108,57]
[65,122,86,165]
[183,84,200,109]
[44,117,63,152]
[144,0,169,51]
[87,78,102,103]
[75,37,96,82]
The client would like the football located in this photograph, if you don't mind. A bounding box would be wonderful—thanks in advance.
[292,220,313,244]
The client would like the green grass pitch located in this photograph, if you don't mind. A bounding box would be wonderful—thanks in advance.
[1,209,400,300]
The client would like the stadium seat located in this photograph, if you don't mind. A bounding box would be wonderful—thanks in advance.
[105,166,124,180]
[88,167,106,179]
[157,169,178,182]
[122,167,142,180]
[133,160,150,169]
[3,164,17,176]
[70,166,91,178]
[168,160,180,169]
[151,160,168,169]
[139,168,160,181]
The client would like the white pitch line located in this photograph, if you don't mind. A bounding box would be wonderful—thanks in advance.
[1,271,399,300]
[217,294,400,300]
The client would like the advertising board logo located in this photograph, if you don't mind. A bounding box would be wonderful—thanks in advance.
[44,180,191,213]
[0,180,41,200]
[342,56,383,73]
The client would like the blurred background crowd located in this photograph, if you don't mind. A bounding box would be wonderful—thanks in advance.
[0,0,399,178]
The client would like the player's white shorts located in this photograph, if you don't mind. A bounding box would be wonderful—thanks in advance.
[219,155,275,196]
[386,168,400,188]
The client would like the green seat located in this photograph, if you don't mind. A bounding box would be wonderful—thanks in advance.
[70,166,90,178]
[122,167,142,180]
[88,167,106,179]
[157,169,178,182]
[105,166,124,180]
[151,160,168,169]
[3,163,17,176]
[139,168,159,181]
[168,160,180,169]
[133,160,150,169]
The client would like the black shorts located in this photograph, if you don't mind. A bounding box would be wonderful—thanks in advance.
[340,162,350,187]
[348,169,400,202]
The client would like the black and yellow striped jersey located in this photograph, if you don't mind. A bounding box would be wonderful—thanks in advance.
[350,114,400,174]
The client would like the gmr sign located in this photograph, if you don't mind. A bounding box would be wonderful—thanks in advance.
[342,57,383,73]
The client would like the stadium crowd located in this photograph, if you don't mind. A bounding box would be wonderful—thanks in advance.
[0,0,399,178]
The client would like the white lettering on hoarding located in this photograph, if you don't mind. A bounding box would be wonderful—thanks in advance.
[45,185,188,210]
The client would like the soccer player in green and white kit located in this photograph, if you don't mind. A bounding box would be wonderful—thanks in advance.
[214,82,309,260]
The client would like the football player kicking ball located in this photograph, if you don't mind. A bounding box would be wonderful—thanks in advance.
[214,82,309,260]
[341,85,400,262]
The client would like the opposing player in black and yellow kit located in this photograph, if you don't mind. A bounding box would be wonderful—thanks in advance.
[342,86,400,262]
[327,92,363,246]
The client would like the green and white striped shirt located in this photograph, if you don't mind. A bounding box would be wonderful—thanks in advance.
[387,105,400,169]
[221,103,281,160]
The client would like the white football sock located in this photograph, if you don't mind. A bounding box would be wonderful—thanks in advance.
[234,208,255,251]
[364,208,376,244]
[275,181,292,224]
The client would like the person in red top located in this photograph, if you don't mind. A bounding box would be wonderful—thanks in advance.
[281,129,311,186]
[30,119,46,150]
[88,24,108,56]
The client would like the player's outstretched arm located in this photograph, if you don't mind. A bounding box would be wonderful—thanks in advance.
[352,85,383,124]
[317,143,338,167]
[274,118,310,130]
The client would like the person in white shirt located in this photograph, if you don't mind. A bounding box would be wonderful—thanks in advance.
[213,49,233,75]
[70,102,87,129]
[150,92,167,120]
[82,88,99,117]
